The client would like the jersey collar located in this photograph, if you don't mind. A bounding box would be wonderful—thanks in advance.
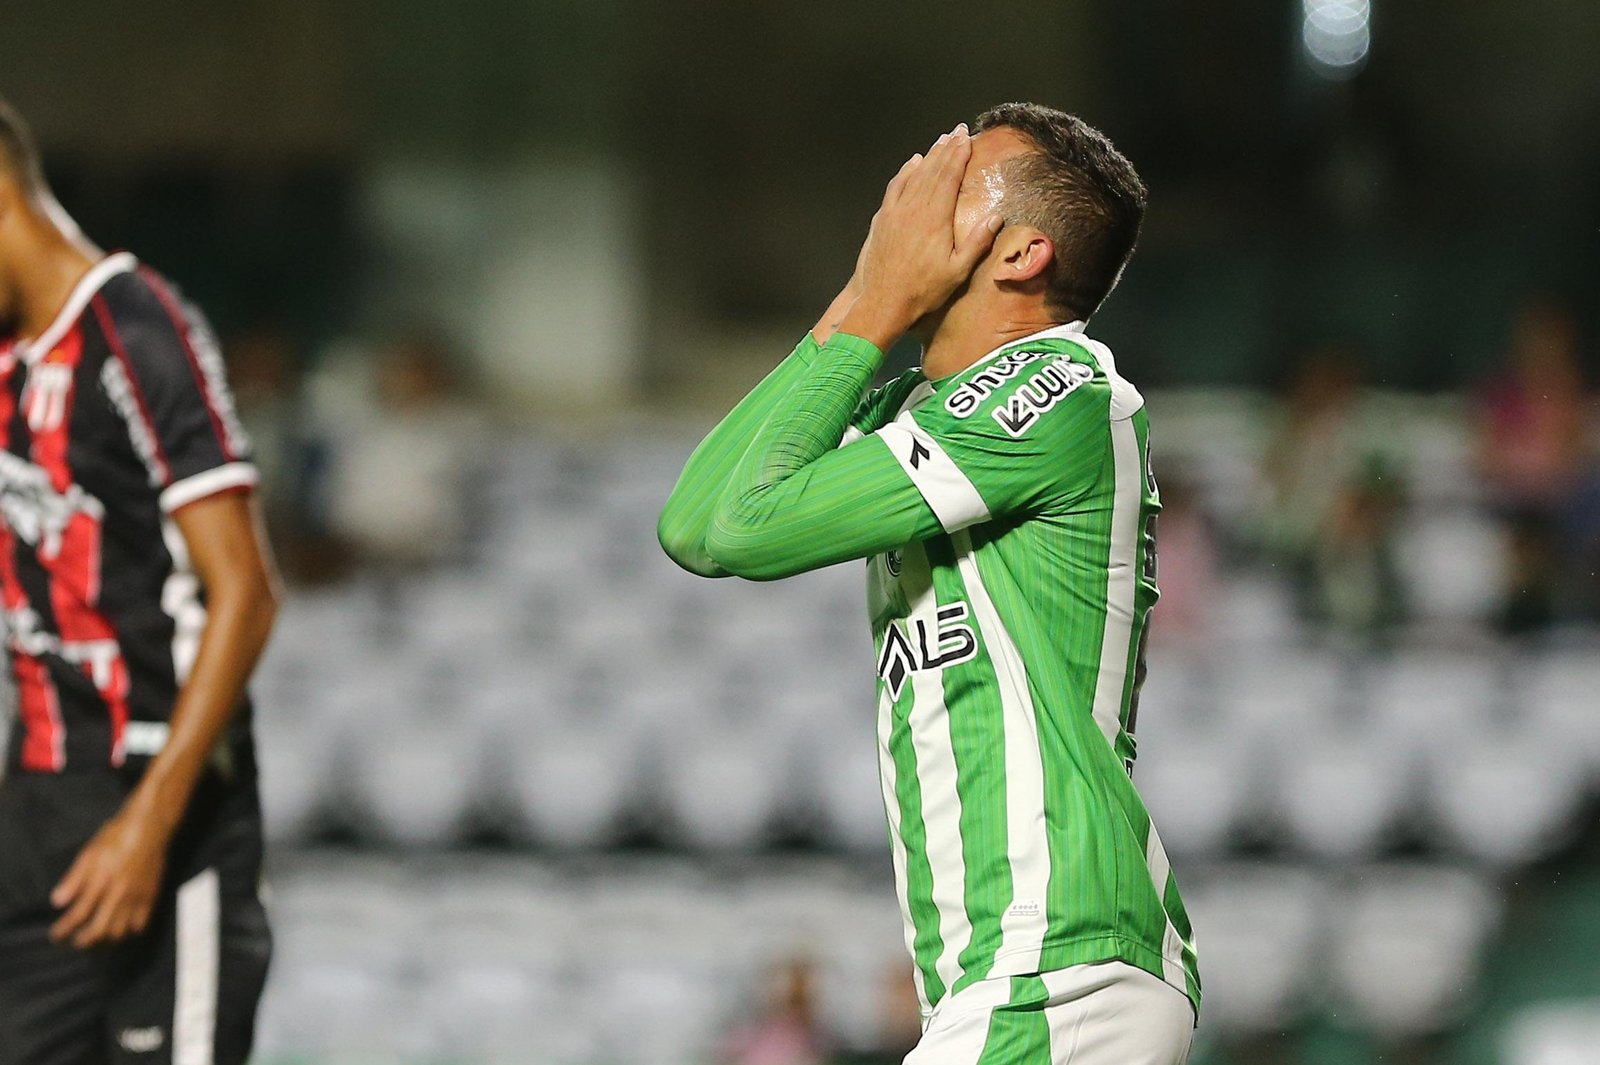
[927,319,1086,387]
[16,251,140,365]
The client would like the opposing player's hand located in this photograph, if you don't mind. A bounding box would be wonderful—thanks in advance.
[50,807,169,948]
[845,124,1003,346]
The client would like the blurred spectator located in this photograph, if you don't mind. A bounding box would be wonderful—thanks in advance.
[318,330,489,574]
[719,958,833,1065]
[1315,455,1407,636]
[226,321,346,582]
[1149,469,1222,644]
[1257,342,1377,623]
[1475,297,1588,513]
[845,962,923,1065]
[1474,295,1594,630]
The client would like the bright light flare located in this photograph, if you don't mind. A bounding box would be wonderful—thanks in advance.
[1302,0,1371,79]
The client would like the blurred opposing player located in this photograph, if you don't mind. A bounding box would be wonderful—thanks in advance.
[0,99,278,1064]
[661,104,1199,1063]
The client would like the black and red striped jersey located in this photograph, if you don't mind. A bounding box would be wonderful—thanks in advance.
[0,253,258,775]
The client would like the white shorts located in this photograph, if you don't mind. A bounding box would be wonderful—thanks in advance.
[904,961,1194,1065]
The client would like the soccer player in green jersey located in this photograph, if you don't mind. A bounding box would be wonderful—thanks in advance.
[659,103,1199,1064]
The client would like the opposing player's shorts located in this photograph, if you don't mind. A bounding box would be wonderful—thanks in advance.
[0,769,271,1065]
[905,961,1194,1065]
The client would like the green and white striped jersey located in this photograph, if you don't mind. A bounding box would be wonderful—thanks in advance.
[658,322,1200,1020]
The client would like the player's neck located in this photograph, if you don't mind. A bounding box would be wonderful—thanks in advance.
[920,302,1062,381]
[11,221,100,342]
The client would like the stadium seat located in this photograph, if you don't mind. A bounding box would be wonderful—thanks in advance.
[810,722,893,853]
[1216,648,1349,745]
[1524,647,1600,775]
[258,858,427,1060]
[1136,724,1261,857]
[1396,510,1506,624]
[348,715,487,846]
[1273,727,1417,858]
[505,719,638,847]
[1425,719,1587,866]
[1501,1000,1600,1065]
[253,710,338,844]
[1180,864,1327,1032]
[1366,648,1503,758]
[657,720,792,849]
[418,963,589,1065]
[1325,864,1499,1035]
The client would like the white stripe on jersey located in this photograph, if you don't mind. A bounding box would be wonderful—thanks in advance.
[877,412,990,533]
[159,519,207,685]
[901,544,974,999]
[1143,822,1190,993]
[878,670,930,1016]
[1090,417,1143,749]
[844,379,933,447]
[951,529,1050,974]
[1071,333,1145,421]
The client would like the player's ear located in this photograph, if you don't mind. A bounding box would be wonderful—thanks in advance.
[990,228,1054,285]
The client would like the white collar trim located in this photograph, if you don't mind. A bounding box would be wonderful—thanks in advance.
[19,252,139,364]
[965,319,1086,372]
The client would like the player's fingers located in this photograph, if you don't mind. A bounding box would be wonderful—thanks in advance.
[50,878,102,942]
[100,909,129,944]
[112,898,145,941]
[953,214,1005,273]
[928,126,972,210]
[89,880,136,946]
[905,129,956,198]
[936,124,970,174]
[50,855,88,909]
[73,899,118,949]
[922,124,966,176]
[884,153,923,204]
[909,127,970,216]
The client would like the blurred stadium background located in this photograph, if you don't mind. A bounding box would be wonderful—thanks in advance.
[5,1,1600,1063]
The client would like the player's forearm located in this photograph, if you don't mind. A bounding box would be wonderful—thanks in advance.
[705,333,885,580]
[658,334,822,576]
[123,579,277,840]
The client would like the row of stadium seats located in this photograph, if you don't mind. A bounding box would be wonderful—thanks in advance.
[472,422,1512,628]
[252,572,1600,865]
[253,855,1500,1064]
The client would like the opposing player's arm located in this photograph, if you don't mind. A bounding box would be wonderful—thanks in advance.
[704,336,1107,581]
[51,493,279,948]
[53,281,276,948]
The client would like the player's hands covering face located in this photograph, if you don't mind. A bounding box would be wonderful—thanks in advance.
[851,124,1004,337]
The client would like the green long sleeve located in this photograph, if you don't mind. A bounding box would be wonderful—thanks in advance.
[657,334,822,576]
[702,333,947,581]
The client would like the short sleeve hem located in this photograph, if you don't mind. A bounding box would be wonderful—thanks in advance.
[160,462,259,513]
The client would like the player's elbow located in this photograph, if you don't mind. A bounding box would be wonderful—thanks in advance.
[254,576,282,631]
[207,563,281,646]
[239,566,281,630]
[702,521,789,582]
[656,510,726,579]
